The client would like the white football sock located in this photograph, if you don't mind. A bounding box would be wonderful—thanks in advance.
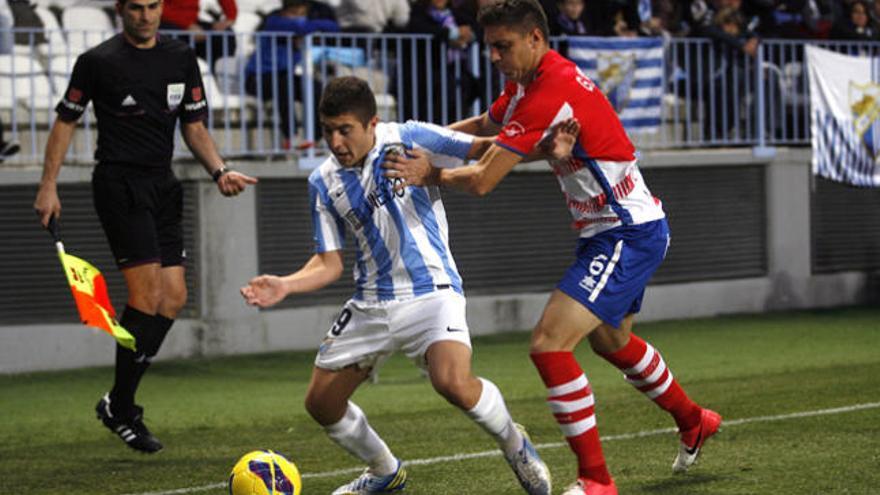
[465,377,524,457]
[324,401,398,476]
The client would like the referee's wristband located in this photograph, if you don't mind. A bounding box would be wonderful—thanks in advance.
[211,165,231,182]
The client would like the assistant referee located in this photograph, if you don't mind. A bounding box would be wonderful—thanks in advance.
[33,0,257,453]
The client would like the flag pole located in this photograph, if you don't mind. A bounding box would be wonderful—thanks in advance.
[47,216,66,256]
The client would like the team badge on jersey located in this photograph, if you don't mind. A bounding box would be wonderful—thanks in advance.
[503,121,525,138]
[166,83,185,110]
[68,87,83,102]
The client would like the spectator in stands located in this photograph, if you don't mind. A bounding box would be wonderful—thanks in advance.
[797,0,831,38]
[554,0,586,36]
[870,0,880,29]
[245,0,338,147]
[582,0,639,37]
[765,0,830,38]
[688,0,760,141]
[689,0,759,58]
[161,0,237,62]
[716,6,744,35]
[403,0,479,124]
[640,0,687,38]
[832,0,877,40]
[547,0,585,60]
[454,0,492,40]
[335,0,410,33]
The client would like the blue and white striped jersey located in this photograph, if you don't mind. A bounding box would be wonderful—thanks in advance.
[308,121,474,302]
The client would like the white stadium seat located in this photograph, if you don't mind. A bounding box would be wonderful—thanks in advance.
[232,11,262,57]
[34,7,69,57]
[196,57,255,117]
[0,55,54,111]
[61,6,115,54]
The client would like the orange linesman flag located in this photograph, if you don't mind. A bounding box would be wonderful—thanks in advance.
[49,218,136,350]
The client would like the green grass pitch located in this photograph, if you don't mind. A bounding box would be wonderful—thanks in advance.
[1,307,878,494]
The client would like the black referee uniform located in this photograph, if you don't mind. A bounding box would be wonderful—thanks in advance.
[57,33,208,269]
[55,33,210,452]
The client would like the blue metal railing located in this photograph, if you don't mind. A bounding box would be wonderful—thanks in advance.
[3,27,880,165]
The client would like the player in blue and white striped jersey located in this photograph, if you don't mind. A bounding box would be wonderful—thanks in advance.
[309,114,471,302]
[241,77,554,495]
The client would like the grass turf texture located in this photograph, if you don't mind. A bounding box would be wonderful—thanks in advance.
[1,307,878,494]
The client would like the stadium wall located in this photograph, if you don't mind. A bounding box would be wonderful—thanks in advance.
[1,147,875,373]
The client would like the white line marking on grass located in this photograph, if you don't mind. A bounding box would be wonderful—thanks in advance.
[124,401,880,495]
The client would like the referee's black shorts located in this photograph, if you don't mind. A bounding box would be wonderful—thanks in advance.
[92,163,186,269]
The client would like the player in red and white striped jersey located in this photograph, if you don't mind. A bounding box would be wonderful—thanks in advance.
[383,1,721,494]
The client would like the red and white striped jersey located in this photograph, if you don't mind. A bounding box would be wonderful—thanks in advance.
[489,50,665,238]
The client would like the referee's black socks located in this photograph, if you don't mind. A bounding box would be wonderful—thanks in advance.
[109,306,174,418]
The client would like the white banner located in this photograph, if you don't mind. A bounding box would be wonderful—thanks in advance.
[807,45,880,187]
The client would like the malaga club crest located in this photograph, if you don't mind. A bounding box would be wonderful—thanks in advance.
[850,81,880,163]
[596,52,637,112]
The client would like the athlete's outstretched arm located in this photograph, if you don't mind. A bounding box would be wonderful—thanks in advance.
[387,119,579,196]
[181,120,258,196]
[387,143,523,197]
[448,112,501,136]
[441,144,523,196]
[467,136,497,160]
[34,118,77,227]
[240,250,344,308]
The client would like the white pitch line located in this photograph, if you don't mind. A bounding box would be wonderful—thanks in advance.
[123,401,880,495]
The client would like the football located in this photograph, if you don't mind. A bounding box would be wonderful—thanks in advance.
[228,450,302,495]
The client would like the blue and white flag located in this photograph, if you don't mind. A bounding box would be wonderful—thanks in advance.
[807,45,880,187]
[566,37,664,133]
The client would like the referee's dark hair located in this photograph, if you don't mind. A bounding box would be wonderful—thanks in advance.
[478,0,550,41]
[319,76,378,127]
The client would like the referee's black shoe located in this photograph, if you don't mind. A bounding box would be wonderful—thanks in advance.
[95,394,163,453]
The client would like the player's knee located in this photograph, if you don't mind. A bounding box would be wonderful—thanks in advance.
[588,325,630,354]
[304,390,344,426]
[164,285,188,315]
[430,373,473,408]
[530,323,579,353]
[129,286,164,313]
[303,392,328,424]
[529,323,557,353]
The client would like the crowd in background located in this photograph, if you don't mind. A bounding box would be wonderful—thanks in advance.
[1,0,879,151]
[3,0,879,59]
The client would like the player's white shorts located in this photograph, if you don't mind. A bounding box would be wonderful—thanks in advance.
[314,288,471,372]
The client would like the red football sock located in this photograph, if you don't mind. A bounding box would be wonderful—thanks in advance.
[531,351,612,485]
[599,334,701,431]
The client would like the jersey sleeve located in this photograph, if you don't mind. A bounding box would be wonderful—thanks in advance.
[494,83,563,157]
[55,53,93,122]
[180,49,208,123]
[488,81,515,125]
[399,120,474,168]
[309,173,345,254]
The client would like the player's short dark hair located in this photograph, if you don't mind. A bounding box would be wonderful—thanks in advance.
[478,0,550,41]
[319,76,377,126]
